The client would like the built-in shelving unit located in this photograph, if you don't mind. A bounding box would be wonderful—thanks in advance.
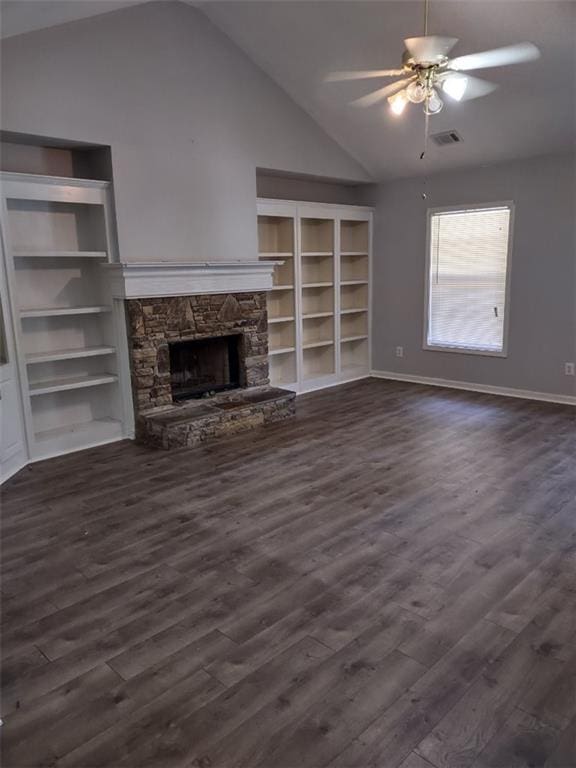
[258,200,372,393]
[1,172,131,462]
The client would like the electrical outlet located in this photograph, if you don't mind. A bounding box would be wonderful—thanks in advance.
[565,362,575,376]
[395,346,404,358]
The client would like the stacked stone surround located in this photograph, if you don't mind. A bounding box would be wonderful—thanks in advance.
[125,291,295,449]
[126,292,269,413]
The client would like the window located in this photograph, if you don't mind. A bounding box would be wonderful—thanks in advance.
[425,204,513,355]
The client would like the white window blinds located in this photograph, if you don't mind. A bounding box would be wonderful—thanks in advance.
[427,205,512,353]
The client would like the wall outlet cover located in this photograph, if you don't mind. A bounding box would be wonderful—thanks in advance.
[395,346,404,358]
[565,362,575,376]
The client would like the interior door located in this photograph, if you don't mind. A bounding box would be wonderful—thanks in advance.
[0,239,28,483]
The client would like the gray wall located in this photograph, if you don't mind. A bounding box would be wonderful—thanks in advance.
[257,172,373,206]
[371,153,576,397]
[1,1,369,263]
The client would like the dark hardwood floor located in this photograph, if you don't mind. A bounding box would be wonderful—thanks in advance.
[2,378,576,768]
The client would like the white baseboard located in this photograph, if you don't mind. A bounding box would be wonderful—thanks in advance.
[370,370,576,406]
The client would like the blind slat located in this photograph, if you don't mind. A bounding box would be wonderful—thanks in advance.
[427,206,511,352]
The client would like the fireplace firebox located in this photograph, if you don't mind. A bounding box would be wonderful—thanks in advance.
[169,335,243,401]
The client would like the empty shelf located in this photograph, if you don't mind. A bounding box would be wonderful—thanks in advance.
[13,250,108,259]
[268,316,295,324]
[341,335,369,343]
[269,346,296,356]
[341,280,368,286]
[26,345,116,364]
[21,305,112,318]
[341,251,368,256]
[301,252,333,257]
[302,282,333,288]
[303,312,333,319]
[303,340,334,350]
[270,285,294,291]
[259,252,294,258]
[29,373,118,396]
[341,307,368,314]
[35,418,122,443]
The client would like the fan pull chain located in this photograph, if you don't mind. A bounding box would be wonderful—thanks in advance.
[421,108,430,199]
[424,0,429,36]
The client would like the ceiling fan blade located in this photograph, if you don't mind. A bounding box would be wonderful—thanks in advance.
[404,36,459,63]
[448,42,540,71]
[325,69,405,82]
[439,72,499,101]
[351,77,415,107]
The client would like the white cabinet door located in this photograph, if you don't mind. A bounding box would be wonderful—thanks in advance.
[0,251,27,483]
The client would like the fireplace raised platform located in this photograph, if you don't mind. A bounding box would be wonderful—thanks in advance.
[123,283,295,449]
[136,384,295,449]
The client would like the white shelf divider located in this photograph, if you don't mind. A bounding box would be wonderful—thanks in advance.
[303,311,333,319]
[13,250,108,259]
[26,345,116,364]
[340,307,368,315]
[21,305,112,318]
[303,340,334,350]
[29,373,118,396]
[269,346,296,356]
[341,335,369,343]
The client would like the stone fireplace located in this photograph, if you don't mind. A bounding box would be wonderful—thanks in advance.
[107,262,295,449]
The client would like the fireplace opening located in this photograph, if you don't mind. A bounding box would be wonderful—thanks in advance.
[169,335,243,401]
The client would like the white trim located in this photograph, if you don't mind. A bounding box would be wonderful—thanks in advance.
[296,372,370,395]
[257,198,373,216]
[423,201,515,358]
[370,370,576,406]
[0,171,110,188]
[104,261,280,299]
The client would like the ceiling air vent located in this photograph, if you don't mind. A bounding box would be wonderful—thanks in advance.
[431,130,463,147]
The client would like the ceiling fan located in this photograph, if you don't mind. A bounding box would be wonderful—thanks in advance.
[326,0,541,117]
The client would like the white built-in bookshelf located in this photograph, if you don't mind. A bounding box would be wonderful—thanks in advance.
[1,173,132,461]
[258,200,372,393]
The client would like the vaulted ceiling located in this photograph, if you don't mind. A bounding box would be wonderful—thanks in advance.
[2,0,575,180]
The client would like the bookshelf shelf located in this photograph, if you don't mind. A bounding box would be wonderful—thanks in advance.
[26,345,116,364]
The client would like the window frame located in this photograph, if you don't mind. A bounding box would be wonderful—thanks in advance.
[423,201,515,358]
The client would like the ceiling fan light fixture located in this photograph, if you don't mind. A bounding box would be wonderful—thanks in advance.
[424,89,444,115]
[406,80,427,104]
[388,89,409,115]
[442,74,468,101]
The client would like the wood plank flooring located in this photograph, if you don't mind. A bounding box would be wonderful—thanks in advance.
[2,378,576,768]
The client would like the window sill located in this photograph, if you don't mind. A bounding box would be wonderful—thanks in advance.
[423,343,507,358]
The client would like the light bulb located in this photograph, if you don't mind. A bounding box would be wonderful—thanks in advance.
[424,90,443,115]
[442,74,468,101]
[406,80,427,104]
[388,90,408,116]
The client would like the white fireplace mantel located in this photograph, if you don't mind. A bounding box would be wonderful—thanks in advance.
[103,260,282,299]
